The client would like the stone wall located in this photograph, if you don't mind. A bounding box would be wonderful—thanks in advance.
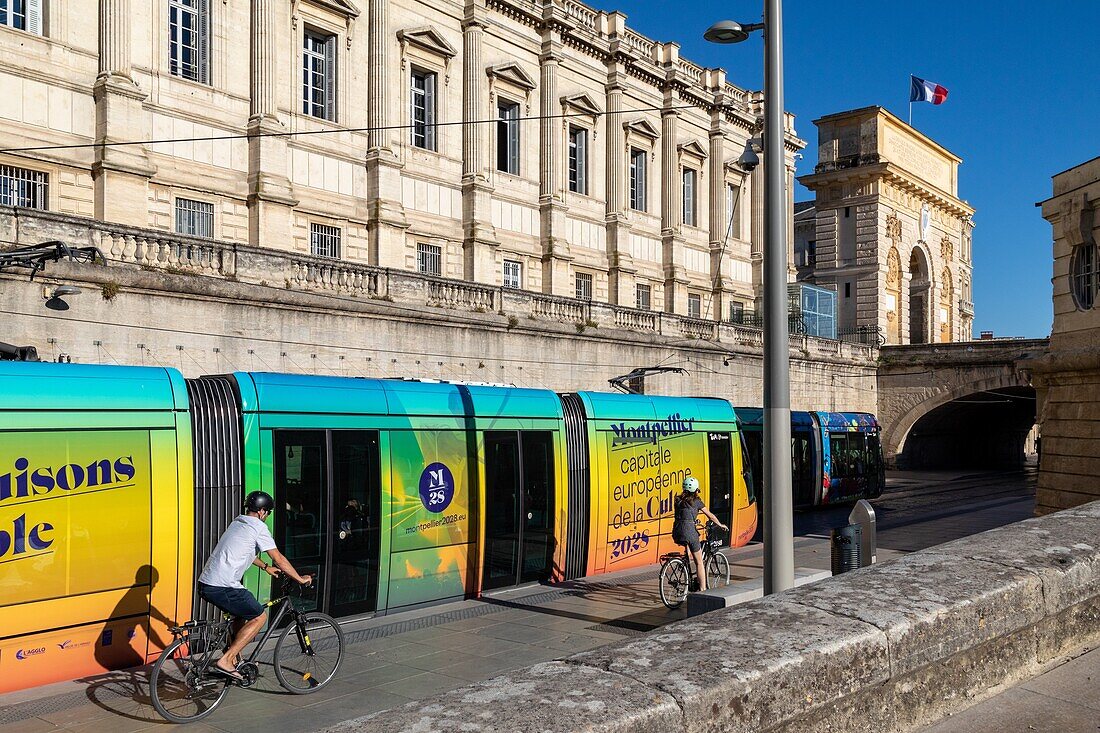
[1035,157,1100,514]
[321,501,1100,733]
[1,207,877,409]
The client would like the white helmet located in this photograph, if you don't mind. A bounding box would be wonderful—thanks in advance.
[682,476,700,493]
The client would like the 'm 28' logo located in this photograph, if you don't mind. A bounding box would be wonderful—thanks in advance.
[418,463,455,513]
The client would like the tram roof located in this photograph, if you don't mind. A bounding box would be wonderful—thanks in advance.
[236,372,565,419]
[0,362,185,412]
[575,391,736,423]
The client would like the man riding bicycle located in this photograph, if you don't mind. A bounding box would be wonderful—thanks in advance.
[197,491,312,681]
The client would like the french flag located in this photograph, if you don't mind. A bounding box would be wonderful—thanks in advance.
[910,75,948,105]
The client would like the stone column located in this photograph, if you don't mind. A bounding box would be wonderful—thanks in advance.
[604,62,632,306]
[660,78,686,314]
[749,152,765,315]
[538,34,571,296]
[366,0,409,268]
[247,0,297,250]
[93,0,154,226]
[708,122,728,322]
[460,1,497,281]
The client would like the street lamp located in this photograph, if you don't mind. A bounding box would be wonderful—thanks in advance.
[705,1,794,595]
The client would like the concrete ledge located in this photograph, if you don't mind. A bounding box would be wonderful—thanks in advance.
[322,502,1100,733]
[686,566,831,616]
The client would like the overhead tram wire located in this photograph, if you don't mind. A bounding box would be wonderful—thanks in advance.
[0,103,704,156]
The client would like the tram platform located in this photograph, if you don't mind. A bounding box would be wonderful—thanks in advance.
[0,535,886,733]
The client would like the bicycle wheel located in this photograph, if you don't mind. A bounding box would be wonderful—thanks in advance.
[274,612,345,693]
[150,637,230,724]
[659,557,690,609]
[707,551,731,590]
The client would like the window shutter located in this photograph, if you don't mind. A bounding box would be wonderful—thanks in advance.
[324,36,336,121]
[197,0,209,83]
[638,155,646,210]
[509,111,519,173]
[26,0,43,35]
[424,72,436,150]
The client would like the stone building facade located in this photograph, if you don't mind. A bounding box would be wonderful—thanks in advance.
[795,107,974,344]
[1034,157,1100,514]
[0,0,803,321]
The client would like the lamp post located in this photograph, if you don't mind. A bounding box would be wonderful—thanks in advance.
[705,0,794,595]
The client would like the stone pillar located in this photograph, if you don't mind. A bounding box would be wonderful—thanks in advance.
[660,84,686,314]
[460,2,497,281]
[247,0,297,250]
[93,0,155,226]
[708,123,729,322]
[366,0,409,268]
[749,153,765,315]
[604,62,632,306]
[539,36,571,295]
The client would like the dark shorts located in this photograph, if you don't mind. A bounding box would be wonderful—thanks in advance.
[197,582,264,620]
[676,538,702,553]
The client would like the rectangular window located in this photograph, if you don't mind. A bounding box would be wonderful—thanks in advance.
[0,165,47,209]
[844,282,851,298]
[807,240,817,268]
[629,148,647,211]
[174,198,214,238]
[728,300,744,323]
[568,126,587,194]
[302,30,336,121]
[682,168,697,227]
[310,222,341,259]
[503,259,522,289]
[496,100,520,174]
[168,0,208,83]
[687,293,702,318]
[635,283,651,311]
[410,68,437,150]
[574,272,593,301]
[725,182,740,238]
[1,0,41,33]
[417,242,442,276]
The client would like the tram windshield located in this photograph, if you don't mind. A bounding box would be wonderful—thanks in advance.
[828,432,883,491]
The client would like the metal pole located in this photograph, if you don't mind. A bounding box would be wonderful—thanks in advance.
[762,0,794,595]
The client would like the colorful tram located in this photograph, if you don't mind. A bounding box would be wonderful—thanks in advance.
[0,363,758,692]
[734,408,885,508]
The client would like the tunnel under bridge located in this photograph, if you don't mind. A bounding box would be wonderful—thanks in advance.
[877,339,1049,470]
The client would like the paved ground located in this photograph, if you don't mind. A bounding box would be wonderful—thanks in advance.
[921,641,1100,733]
[0,468,1038,733]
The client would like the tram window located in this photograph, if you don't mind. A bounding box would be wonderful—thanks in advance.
[277,435,325,559]
[708,432,733,520]
[829,433,876,479]
[792,433,814,505]
[739,432,756,503]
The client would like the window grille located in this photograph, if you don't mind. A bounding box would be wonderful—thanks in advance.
[303,30,336,121]
[418,242,442,276]
[1072,243,1098,311]
[503,259,522,289]
[0,165,48,209]
[175,198,214,238]
[497,101,520,174]
[635,283,651,311]
[568,127,587,194]
[728,301,744,323]
[310,222,341,259]
[168,0,208,83]
[410,69,437,150]
[687,293,701,318]
[682,168,697,227]
[629,148,647,211]
[1,0,41,34]
[574,272,593,301]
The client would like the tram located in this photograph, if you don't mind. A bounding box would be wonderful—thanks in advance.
[733,407,885,508]
[0,363,758,692]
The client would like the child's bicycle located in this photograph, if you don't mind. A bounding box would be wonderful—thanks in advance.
[658,521,731,609]
[150,576,345,724]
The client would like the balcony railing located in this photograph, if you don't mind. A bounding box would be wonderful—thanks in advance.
[838,325,886,346]
[960,299,974,315]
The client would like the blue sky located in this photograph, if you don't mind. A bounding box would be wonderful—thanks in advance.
[605,0,1100,338]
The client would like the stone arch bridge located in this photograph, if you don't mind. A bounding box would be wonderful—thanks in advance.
[877,339,1049,469]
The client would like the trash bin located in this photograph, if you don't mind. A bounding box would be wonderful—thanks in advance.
[831,523,862,575]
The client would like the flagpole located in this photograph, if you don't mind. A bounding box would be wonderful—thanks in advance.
[909,100,912,126]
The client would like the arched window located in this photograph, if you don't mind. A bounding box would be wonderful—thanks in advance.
[1071,243,1098,310]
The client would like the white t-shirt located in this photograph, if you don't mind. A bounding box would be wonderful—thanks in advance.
[198,515,277,589]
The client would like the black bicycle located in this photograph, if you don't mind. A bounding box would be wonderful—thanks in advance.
[150,577,345,724]
[658,522,731,609]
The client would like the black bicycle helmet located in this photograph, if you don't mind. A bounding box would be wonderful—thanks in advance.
[244,491,275,513]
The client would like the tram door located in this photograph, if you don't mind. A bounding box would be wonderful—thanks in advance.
[274,430,382,617]
[707,432,733,538]
[482,431,555,591]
